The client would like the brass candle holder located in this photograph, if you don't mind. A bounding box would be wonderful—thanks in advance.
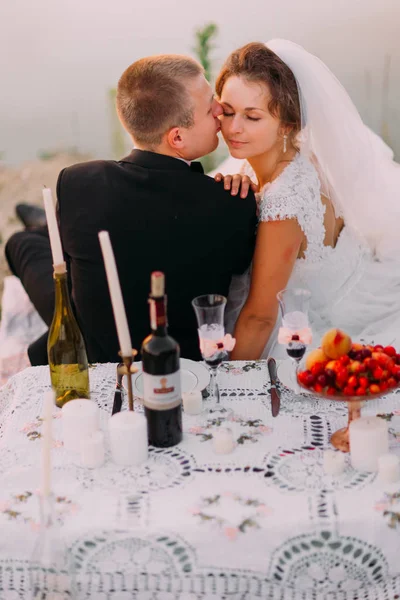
[118,349,139,411]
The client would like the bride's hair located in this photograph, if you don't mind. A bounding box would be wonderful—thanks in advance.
[216,42,301,146]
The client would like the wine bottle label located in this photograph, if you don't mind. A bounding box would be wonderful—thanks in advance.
[142,370,181,410]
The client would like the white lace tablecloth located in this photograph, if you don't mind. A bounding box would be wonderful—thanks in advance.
[0,361,400,600]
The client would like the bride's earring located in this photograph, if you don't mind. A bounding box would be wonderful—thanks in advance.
[283,134,288,154]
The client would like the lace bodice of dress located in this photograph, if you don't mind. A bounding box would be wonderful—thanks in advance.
[255,154,326,263]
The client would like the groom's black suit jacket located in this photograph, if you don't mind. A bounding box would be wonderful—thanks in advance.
[57,150,257,362]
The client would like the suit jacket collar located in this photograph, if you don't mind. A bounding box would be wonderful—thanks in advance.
[120,149,192,172]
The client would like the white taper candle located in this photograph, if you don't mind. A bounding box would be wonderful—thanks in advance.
[98,231,132,357]
[42,187,64,267]
[42,390,54,497]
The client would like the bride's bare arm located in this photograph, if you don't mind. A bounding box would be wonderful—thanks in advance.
[231,219,303,360]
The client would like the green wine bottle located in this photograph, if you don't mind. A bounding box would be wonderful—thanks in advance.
[47,265,90,408]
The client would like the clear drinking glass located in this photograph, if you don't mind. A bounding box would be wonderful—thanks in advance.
[30,493,76,599]
[277,288,312,391]
[192,294,231,416]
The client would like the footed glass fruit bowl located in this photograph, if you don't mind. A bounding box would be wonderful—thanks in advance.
[296,338,400,452]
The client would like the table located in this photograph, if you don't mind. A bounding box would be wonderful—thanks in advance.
[0,361,400,599]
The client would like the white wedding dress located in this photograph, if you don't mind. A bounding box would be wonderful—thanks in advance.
[224,153,400,358]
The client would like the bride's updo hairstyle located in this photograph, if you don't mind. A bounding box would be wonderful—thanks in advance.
[216,42,302,149]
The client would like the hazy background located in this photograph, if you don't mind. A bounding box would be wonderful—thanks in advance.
[1,0,399,164]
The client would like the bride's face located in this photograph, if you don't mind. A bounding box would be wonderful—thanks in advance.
[219,75,282,159]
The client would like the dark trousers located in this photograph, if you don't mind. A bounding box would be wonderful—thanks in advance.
[5,227,53,366]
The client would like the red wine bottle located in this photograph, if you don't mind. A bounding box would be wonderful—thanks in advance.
[141,272,182,447]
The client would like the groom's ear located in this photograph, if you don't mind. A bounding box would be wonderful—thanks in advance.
[166,126,185,150]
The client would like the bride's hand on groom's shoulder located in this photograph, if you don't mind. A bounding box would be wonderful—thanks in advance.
[214,173,258,198]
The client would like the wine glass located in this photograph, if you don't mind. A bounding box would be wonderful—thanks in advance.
[277,288,312,392]
[192,294,231,417]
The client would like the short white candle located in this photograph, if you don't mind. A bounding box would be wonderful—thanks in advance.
[109,411,148,466]
[182,390,203,415]
[323,450,346,476]
[62,399,99,452]
[98,231,132,358]
[349,417,389,472]
[42,390,55,497]
[43,188,64,267]
[80,431,105,469]
[378,453,400,483]
[212,427,236,455]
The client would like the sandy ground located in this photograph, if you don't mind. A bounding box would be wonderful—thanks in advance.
[0,152,91,299]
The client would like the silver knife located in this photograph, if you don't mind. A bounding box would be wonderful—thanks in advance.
[267,357,281,417]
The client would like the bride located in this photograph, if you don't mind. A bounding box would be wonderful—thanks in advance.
[213,40,400,360]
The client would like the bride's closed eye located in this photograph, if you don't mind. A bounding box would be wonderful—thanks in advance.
[222,111,260,122]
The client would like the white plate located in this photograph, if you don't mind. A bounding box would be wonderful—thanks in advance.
[126,358,210,399]
[278,358,311,394]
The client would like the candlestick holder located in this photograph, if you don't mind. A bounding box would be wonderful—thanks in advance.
[118,349,138,411]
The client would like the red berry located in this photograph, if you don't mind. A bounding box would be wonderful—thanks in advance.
[343,385,355,396]
[326,387,336,396]
[348,375,358,388]
[356,387,366,396]
[316,374,327,387]
[380,381,389,392]
[374,345,384,352]
[369,384,381,394]
[373,367,384,380]
[336,368,349,385]
[305,373,315,387]
[314,383,324,393]
[364,358,377,372]
[359,376,369,389]
[387,377,397,388]
[360,348,372,359]
[339,355,350,366]
[384,346,396,357]
[325,369,336,384]
[311,363,325,377]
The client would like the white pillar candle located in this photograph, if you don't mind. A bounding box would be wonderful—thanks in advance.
[378,453,400,483]
[349,417,389,472]
[42,390,55,497]
[323,450,346,476]
[98,231,132,357]
[43,188,64,267]
[182,390,203,415]
[109,411,148,466]
[212,427,236,455]
[62,399,99,452]
[80,431,105,469]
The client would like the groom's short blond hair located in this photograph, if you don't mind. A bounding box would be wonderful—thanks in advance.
[116,55,203,148]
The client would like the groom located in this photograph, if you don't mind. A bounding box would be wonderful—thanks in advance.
[6,54,257,364]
